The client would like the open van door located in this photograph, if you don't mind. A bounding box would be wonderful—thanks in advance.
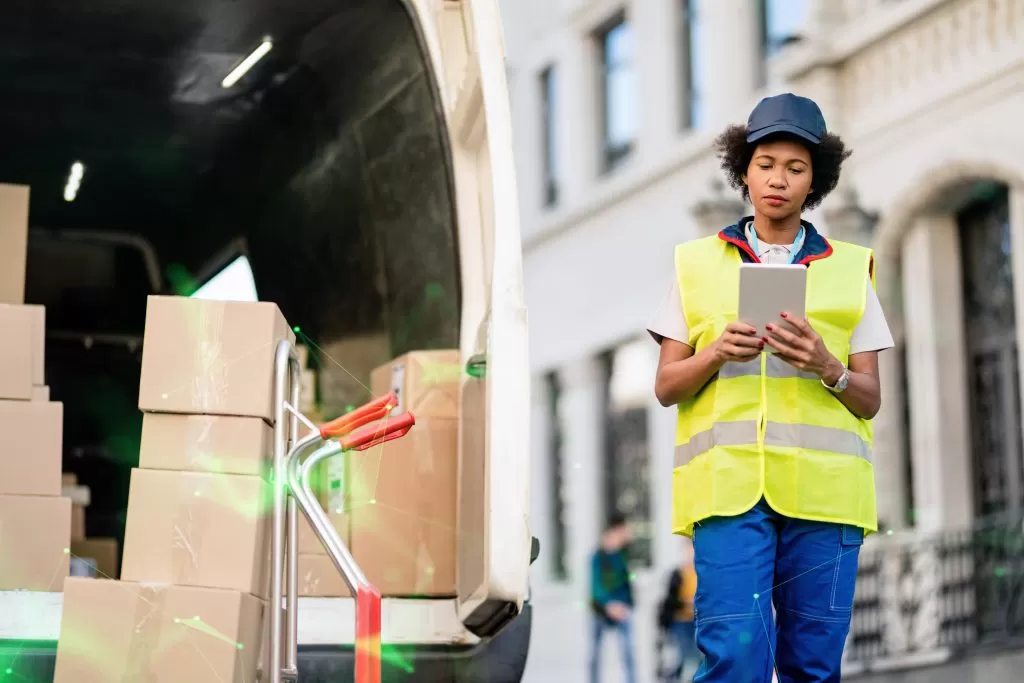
[419,0,532,638]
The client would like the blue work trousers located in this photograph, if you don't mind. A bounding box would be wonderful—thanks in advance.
[692,499,863,683]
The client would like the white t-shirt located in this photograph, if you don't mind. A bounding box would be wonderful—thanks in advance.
[647,237,895,354]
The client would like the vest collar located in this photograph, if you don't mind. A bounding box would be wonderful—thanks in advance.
[718,216,833,265]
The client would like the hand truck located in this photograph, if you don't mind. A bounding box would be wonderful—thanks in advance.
[268,340,416,683]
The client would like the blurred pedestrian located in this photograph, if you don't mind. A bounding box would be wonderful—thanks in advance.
[589,513,636,683]
[656,538,701,681]
[648,93,893,682]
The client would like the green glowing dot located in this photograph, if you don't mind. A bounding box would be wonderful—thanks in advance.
[236,643,244,650]
[335,507,343,514]
[194,490,201,497]
[174,618,181,624]
[739,631,752,644]
[345,404,355,413]
[425,567,435,575]
[995,566,1007,578]
[753,593,760,600]
[161,393,168,399]
[886,529,894,536]
[369,499,376,505]
[194,616,201,621]
[293,326,301,333]
[628,572,637,581]
[63,548,70,554]
[5,667,13,674]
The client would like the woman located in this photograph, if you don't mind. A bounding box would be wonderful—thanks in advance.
[647,93,893,682]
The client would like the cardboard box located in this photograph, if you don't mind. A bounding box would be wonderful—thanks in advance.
[0,494,70,591]
[70,538,119,579]
[54,578,265,683]
[137,296,295,422]
[0,305,36,400]
[369,350,460,419]
[139,413,273,478]
[296,506,350,556]
[121,469,271,598]
[32,385,50,401]
[0,400,63,496]
[294,554,350,597]
[0,184,28,305]
[348,350,461,597]
[27,304,44,386]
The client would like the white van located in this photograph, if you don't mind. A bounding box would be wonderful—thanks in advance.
[0,0,533,680]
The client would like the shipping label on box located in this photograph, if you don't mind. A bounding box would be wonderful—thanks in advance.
[121,469,271,598]
[54,578,265,683]
[0,305,38,400]
[370,350,461,419]
[139,413,273,479]
[137,296,295,422]
[0,184,29,305]
[0,495,70,591]
[0,400,63,496]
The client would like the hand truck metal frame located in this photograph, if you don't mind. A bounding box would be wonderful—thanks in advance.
[268,340,415,683]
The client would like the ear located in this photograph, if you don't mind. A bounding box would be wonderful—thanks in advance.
[741,173,748,186]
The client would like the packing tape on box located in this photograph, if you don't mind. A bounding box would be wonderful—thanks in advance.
[190,303,229,412]
[414,537,435,594]
[121,583,167,682]
[170,476,212,584]
[184,415,217,471]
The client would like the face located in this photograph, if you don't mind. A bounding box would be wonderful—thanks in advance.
[606,523,631,548]
[742,138,813,220]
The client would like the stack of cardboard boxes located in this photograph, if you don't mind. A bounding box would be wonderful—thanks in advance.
[0,183,72,594]
[54,295,294,682]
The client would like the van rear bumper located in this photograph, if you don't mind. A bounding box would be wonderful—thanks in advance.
[0,602,531,683]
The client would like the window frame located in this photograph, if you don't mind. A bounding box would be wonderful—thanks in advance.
[595,11,634,172]
[539,65,559,208]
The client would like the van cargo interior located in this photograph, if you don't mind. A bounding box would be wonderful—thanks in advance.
[0,0,461,547]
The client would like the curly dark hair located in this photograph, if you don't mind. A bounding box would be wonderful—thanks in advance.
[713,125,852,211]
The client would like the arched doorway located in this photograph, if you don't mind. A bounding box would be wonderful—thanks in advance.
[958,183,1023,517]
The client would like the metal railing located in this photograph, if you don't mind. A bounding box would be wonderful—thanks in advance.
[845,513,1024,673]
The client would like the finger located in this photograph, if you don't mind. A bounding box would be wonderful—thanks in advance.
[780,312,811,335]
[763,335,803,360]
[728,333,764,349]
[726,321,758,336]
[764,323,805,348]
[724,344,760,361]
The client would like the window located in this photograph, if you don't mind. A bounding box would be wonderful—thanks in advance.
[760,0,809,58]
[596,15,635,170]
[601,340,655,569]
[539,66,558,207]
[546,373,569,580]
[679,0,700,130]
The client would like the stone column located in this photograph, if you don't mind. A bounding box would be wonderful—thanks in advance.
[555,29,596,204]
[901,215,974,532]
[557,356,607,603]
[696,0,762,129]
[631,0,677,161]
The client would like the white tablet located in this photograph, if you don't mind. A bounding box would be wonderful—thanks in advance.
[738,263,807,351]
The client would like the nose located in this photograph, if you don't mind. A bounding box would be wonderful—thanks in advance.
[768,170,786,190]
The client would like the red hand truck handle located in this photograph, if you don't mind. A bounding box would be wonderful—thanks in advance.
[355,584,382,683]
[340,412,416,451]
[319,392,400,440]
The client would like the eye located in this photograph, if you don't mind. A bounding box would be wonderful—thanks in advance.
[758,164,772,170]
[789,167,805,175]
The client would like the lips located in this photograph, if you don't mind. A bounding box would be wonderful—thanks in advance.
[764,195,786,206]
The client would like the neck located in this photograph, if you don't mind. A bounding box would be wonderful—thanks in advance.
[752,213,803,245]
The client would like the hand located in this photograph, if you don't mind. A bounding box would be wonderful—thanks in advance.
[712,321,765,363]
[605,602,631,623]
[762,312,843,382]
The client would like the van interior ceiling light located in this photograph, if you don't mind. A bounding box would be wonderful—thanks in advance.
[221,37,273,89]
[63,161,84,202]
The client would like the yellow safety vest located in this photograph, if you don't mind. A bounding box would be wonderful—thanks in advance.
[671,235,877,537]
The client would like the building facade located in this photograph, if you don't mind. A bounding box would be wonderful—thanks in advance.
[500,0,1024,681]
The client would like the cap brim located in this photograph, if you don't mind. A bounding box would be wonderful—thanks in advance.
[747,123,821,144]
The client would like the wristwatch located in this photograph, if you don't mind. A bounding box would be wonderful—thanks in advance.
[822,365,850,393]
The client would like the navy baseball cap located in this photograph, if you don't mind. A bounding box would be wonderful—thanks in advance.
[746,93,827,145]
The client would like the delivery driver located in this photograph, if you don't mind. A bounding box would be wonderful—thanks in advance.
[647,93,894,682]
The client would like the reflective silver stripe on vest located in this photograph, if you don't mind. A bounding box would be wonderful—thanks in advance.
[674,421,872,467]
[764,422,872,462]
[674,420,759,467]
[718,356,818,381]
